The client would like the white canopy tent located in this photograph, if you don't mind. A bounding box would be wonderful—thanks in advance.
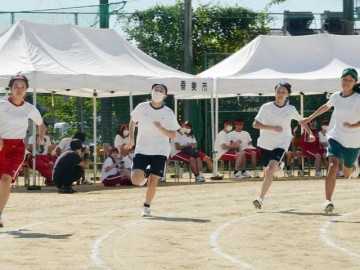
[199,33,360,95]
[198,33,360,177]
[0,21,212,185]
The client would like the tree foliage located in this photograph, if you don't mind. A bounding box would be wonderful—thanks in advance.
[120,2,271,73]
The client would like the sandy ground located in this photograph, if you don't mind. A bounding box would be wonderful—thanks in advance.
[1,175,360,270]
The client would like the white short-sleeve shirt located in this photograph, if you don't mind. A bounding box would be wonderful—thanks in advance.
[255,102,302,151]
[215,130,230,159]
[228,130,254,151]
[131,102,180,157]
[0,98,43,139]
[326,92,360,148]
[114,134,129,152]
[101,157,118,181]
[28,134,51,155]
[56,137,72,153]
[171,132,188,157]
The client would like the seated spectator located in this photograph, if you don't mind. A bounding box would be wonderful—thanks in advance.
[215,120,246,179]
[184,121,214,173]
[51,131,92,185]
[27,124,57,186]
[301,119,327,177]
[53,139,90,193]
[228,119,260,178]
[170,121,205,182]
[285,126,303,177]
[114,123,130,156]
[101,147,132,187]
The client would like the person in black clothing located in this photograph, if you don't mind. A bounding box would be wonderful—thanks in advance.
[53,139,90,194]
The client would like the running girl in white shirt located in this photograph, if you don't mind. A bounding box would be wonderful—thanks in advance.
[252,82,314,209]
[300,68,360,214]
[124,83,180,217]
[0,73,46,228]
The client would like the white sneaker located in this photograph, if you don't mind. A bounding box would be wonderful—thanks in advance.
[298,170,305,177]
[315,171,324,178]
[253,171,260,178]
[253,198,262,209]
[241,171,251,178]
[349,161,360,179]
[160,176,166,182]
[195,175,205,182]
[232,171,246,179]
[285,170,293,177]
[324,200,334,214]
[142,206,151,217]
[274,162,284,178]
[0,216,3,228]
[337,170,344,177]
[82,179,93,185]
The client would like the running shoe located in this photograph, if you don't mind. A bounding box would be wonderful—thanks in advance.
[324,200,334,214]
[253,198,262,209]
[142,206,151,217]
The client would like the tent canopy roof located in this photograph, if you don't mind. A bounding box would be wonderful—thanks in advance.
[199,34,360,95]
[0,21,211,97]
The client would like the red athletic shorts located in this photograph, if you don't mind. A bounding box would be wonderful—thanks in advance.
[171,152,193,163]
[219,151,237,161]
[0,139,25,182]
[244,148,260,159]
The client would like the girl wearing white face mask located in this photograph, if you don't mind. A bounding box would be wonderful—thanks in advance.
[114,123,130,156]
[124,83,180,217]
[319,119,329,150]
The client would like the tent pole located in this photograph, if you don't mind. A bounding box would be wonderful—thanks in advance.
[211,78,222,180]
[32,87,37,186]
[93,94,97,182]
[174,96,178,118]
[129,92,133,112]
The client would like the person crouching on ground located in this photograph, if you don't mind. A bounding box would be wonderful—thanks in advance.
[52,139,90,194]
[101,147,132,186]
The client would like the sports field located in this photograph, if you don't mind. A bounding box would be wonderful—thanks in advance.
[1,176,359,270]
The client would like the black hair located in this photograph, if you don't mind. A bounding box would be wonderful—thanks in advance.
[73,132,86,143]
[8,73,29,88]
[275,82,292,94]
[151,83,168,94]
[353,83,360,94]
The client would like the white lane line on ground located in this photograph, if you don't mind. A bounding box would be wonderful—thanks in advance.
[319,210,360,261]
[210,208,295,270]
[210,215,257,269]
[91,220,143,270]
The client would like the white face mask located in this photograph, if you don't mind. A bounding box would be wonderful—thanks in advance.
[151,91,165,103]
[226,126,233,132]
[321,125,328,131]
[185,128,191,134]
[123,130,129,136]
[180,127,186,133]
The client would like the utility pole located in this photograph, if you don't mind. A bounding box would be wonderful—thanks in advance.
[183,0,194,120]
[343,0,354,35]
[99,0,112,144]
[184,0,193,74]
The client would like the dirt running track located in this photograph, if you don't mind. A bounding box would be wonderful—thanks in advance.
[1,177,359,270]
